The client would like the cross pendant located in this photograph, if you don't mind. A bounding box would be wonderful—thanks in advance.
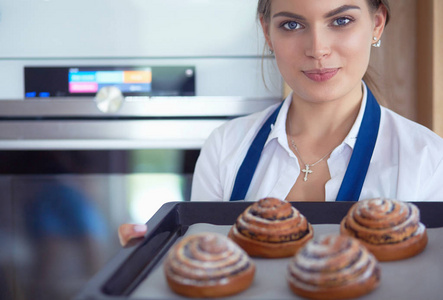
[302,164,313,181]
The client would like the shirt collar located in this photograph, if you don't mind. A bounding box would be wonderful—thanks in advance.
[343,81,368,149]
[265,92,292,149]
[264,81,369,150]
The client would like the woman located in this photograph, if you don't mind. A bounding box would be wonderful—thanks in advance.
[119,0,443,245]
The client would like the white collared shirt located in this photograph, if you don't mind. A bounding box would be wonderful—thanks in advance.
[191,84,443,202]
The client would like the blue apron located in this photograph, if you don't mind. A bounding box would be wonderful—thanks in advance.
[230,88,381,201]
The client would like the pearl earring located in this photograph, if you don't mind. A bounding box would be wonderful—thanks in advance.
[372,37,381,48]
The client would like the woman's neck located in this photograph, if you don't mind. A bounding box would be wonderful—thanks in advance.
[287,85,363,140]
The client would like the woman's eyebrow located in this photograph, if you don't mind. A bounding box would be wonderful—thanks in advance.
[272,5,361,20]
[324,5,361,18]
[272,12,306,21]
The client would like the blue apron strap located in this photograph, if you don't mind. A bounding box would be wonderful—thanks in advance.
[229,103,284,201]
[336,88,381,201]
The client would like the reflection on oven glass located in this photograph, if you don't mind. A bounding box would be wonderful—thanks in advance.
[1,176,114,300]
[128,174,186,223]
[0,149,198,300]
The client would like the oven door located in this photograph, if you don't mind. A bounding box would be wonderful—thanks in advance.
[0,148,198,299]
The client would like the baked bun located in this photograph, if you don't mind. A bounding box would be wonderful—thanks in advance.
[287,234,380,300]
[340,198,428,261]
[163,232,255,298]
[228,197,313,258]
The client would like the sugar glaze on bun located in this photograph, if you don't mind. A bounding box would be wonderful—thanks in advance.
[340,198,428,261]
[287,234,380,300]
[228,198,313,258]
[163,232,255,298]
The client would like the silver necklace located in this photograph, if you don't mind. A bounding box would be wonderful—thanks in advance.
[289,138,333,181]
[288,118,335,181]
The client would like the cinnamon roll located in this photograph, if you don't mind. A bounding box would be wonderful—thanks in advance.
[228,198,313,258]
[340,198,428,261]
[163,232,255,298]
[287,234,380,300]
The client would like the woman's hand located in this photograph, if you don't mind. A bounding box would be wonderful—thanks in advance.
[118,224,148,246]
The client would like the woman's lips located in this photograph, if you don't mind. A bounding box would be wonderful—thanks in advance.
[303,68,339,82]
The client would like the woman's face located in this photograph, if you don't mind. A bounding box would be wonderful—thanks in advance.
[261,0,386,104]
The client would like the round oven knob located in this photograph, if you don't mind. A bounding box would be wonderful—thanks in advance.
[94,86,124,113]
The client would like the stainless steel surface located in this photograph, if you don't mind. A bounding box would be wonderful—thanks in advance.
[0,96,280,117]
[0,119,226,150]
[0,96,280,150]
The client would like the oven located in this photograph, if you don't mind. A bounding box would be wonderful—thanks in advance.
[0,1,283,298]
[0,89,281,299]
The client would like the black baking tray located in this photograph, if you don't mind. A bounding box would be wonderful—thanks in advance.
[75,201,443,300]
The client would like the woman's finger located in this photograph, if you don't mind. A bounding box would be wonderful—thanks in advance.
[118,223,148,246]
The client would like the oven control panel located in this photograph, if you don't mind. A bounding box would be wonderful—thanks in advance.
[24,66,195,98]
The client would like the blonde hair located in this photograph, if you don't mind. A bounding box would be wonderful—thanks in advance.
[257,0,390,24]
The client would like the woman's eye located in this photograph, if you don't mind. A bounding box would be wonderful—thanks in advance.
[282,21,301,30]
[333,17,352,26]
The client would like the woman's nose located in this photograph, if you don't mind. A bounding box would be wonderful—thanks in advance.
[304,29,331,60]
